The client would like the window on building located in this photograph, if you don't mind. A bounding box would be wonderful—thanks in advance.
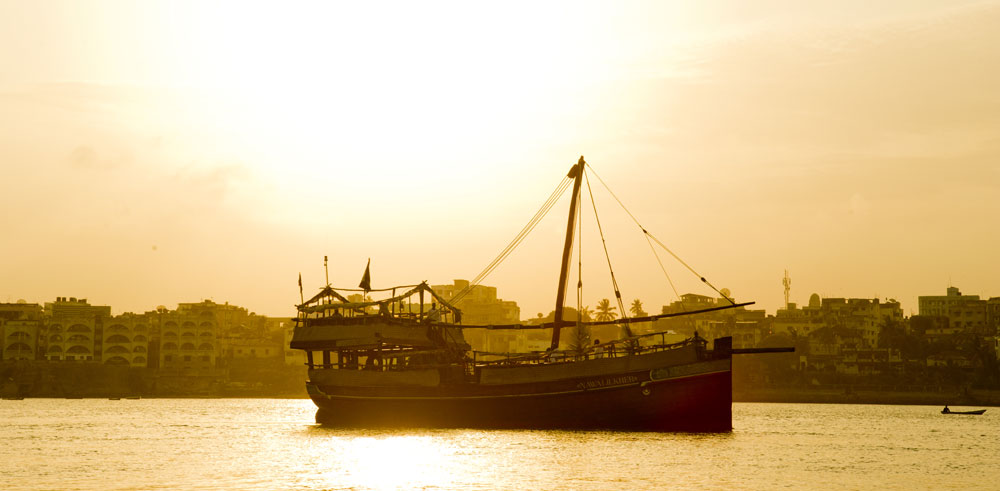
[184,355,191,362]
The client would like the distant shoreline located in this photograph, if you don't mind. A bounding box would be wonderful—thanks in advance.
[734,387,1000,407]
[7,389,999,408]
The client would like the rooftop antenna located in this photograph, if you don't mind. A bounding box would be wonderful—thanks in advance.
[783,270,791,309]
[324,256,330,286]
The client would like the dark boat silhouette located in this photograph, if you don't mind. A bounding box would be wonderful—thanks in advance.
[291,157,790,431]
[941,406,986,415]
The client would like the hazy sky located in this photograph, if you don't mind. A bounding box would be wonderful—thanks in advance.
[2,0,998,317]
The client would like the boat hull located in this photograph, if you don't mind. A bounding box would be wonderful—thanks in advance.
[307,357,732,432]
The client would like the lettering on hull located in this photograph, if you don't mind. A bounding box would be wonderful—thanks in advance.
[575,375,639,390]
[650,359,730,381]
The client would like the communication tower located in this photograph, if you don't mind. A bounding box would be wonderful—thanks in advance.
[782,270,791,309]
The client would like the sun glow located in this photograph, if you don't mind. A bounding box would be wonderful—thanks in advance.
[166,3,609,171]
[319,434,458,490]
[122,2,651,232]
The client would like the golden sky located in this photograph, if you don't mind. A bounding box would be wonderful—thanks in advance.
[2,0,999,317]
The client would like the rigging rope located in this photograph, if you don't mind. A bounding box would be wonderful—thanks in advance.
[644,234,684,312]
[576,188,583,334]
[451,175,573,306]
[586,165,735,305]
[583,169,630,333]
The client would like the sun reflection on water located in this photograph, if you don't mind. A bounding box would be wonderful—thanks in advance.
[312,432,461,490]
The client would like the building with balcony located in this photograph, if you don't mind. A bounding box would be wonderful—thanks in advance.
[158,308,217,375]
[1,302,43,361]
[101,313,151,367]
[43,297,111,362]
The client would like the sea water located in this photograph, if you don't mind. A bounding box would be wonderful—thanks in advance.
[2,399,995,490]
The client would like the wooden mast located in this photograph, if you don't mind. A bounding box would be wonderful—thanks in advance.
[550,156,586,350]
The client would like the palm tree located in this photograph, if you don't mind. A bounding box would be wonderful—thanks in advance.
[568,324,591,355]
[595,298,617,322]
[629,299,647,318]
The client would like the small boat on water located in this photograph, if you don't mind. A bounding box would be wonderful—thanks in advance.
[942,406,986,415]
[291,157,791,431]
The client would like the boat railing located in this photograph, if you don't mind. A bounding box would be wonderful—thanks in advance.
[470,336,701,368]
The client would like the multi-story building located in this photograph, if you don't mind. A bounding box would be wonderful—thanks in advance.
[772,295,826,339]
[101,313,150,367]
[775,294,901,353]
[986,297,1000,337]
[43,297,111,362]
[878,299,905,326]
[227,338,281,359]
[918,287,988,335]
[3,320,41,361]
[656,293,766,348]
[158,306,218,375]
[432,280,520,325]
[822,298,884,348]
[187,300,267,335]
[429,280,521,352]
[1,302,44,361]
[910,315,956,340]
[0,302,43,323]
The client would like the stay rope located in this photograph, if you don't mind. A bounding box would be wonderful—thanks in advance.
[586,165,735,306]
[583,169,630,333]
[451,175,572,305]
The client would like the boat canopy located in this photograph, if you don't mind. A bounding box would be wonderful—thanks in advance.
[297,282,462,319]
[290,322,469,351]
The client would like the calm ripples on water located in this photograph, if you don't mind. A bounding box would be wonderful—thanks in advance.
[1,399,996,490]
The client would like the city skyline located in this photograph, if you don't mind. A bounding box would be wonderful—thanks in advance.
[1,280,990,319]
[3,1,999,319]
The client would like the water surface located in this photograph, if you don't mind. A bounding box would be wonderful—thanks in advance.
[2,399,995,490]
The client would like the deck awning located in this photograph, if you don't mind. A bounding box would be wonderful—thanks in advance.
[290,322,468,351]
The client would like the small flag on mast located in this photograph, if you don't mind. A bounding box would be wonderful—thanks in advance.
[298,272,304,304]
[359,258,371,293]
